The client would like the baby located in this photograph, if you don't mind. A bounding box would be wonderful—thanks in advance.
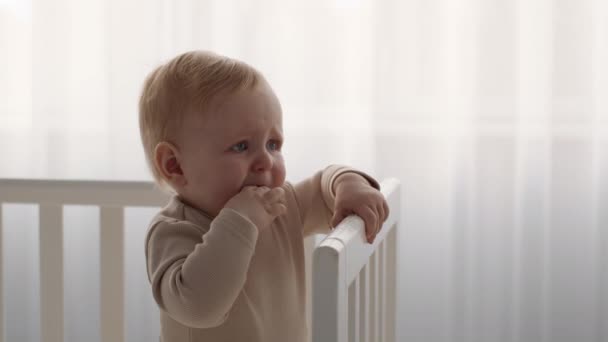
[139,50,389,342]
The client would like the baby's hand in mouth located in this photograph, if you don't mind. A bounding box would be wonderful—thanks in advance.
[225,186,286,230]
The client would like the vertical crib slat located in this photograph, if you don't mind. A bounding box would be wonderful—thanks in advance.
[369,252,377,341]
[313,240,347,342]
[355,276,361,342]
[360,266,369,342]
[348,276,360,342]
[304,236,315,342]
[100,207,124,342]
[386,227,397,342]
[380,241,386,342]
[374,250,381,342]
[0,204,3,342]
[39,204,64,342]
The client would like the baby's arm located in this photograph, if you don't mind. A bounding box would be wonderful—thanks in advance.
[146,208,257,328]
[291,164,380,237]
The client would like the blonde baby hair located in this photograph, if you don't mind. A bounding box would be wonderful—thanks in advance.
[138,50,262,188]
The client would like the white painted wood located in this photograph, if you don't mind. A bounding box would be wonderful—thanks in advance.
[321,179,400,287]
[39,204,64,342]
[0,177,399,342]
[312,178,400,342]
[0,204,3,342]
[354,276,360,342]
[304,235,315,342]
[100,207,125,342]
[360,265,369,342]
[380,241,386,342]
[348,276,359,342]
[386,228,397,342]
[313,238,347,342]
[0,179,167,342]
[0,179,168,207]
[370,251,377,341]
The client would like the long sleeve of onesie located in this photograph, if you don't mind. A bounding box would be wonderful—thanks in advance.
[146,206,258,328]
[291,164,380,237]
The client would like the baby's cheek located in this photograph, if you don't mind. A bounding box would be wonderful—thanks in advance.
[271,157,287,187]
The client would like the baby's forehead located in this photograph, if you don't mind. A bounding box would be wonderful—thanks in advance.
[179,79,281,132]
[182,103,282,138]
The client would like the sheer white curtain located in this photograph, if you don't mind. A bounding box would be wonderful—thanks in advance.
[1,0,607,341]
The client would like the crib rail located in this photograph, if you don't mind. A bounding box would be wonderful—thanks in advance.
[0,179,169,342]
[0,179,168,207]
[0,177,400,342]
[313,178,400,342]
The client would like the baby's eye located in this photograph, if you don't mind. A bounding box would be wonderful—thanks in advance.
[267,140,282,151]
[231,141,248,152]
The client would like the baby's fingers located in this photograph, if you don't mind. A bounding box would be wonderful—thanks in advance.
[330,209,352,228]
[266,202,287,217]
[264,187,285,202]
[359,206,378,244]
[377,203,386,226]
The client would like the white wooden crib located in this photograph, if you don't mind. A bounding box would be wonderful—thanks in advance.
[0,178,399,342]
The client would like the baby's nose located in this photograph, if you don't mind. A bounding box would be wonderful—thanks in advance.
[252,150,273,172]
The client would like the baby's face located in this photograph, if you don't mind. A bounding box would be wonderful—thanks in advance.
[176,80,286,217]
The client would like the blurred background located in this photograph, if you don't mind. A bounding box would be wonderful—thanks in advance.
[1,0,607,341]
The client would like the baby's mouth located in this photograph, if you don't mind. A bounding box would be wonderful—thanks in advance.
[240,183,269,191]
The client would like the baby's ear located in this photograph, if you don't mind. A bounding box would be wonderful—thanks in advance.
[154,142,186,188]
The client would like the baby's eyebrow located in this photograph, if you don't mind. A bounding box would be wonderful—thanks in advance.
[271,127,284,136]
[229,127,283,139]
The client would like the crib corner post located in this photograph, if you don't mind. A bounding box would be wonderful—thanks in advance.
[312,239,348,342]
